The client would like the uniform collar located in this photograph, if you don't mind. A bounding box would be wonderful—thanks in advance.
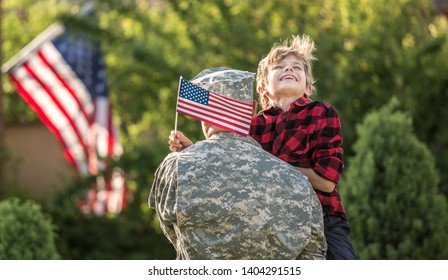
[209,131,261,146]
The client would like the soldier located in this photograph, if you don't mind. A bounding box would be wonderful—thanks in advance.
[149,67,326,260]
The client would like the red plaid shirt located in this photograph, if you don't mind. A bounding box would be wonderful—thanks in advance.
[250,96,347,220]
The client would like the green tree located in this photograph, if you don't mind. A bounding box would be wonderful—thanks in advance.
[340,98,448,259]
[311,0,448,196]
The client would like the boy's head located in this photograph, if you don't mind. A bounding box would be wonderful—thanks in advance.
[256,34,317,109]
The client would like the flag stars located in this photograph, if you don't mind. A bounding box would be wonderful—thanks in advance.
[53,33,108,98]
[179,80,210,105]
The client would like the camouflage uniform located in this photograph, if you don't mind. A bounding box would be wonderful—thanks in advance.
[148,68,326,260]
[149,132,326,259]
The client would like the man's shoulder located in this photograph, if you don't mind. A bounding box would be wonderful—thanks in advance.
[249,147,311,182]
[156,152,180,173]
[163,140,217,164]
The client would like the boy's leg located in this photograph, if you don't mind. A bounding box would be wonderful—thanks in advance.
[324,215,356,260]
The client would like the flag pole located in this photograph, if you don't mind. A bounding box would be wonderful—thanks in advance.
[174,76,182,134]
[0,0,5,197]
[1,23,64,73]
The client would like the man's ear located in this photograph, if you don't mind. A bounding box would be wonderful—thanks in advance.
[252,100,258,117]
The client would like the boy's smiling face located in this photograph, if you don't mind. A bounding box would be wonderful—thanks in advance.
[262,54,311,102]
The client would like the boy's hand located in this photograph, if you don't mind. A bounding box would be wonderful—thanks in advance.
[168,130,193,152]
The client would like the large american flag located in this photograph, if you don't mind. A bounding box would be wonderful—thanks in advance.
[2,23,123,176]
[176,78,253,136]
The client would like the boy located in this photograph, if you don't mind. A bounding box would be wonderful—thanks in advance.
[169,35,355,260]
[251,34,355,259]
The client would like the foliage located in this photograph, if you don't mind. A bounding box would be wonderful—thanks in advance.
[43,176,176,260]
[310,0,448,196]
[340,98,448,259]
[0,197,60,260]
[2,0,448,259]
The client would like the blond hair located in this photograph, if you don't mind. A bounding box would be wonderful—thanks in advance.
[256,34,317,109]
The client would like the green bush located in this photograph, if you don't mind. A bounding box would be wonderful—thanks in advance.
[340,98,448,259]
[44,174,176,260]
[0,197,60,260]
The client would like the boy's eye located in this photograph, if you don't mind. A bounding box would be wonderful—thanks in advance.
[273,66,283,69]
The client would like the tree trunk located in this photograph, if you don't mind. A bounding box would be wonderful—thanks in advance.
[0,0,5,198]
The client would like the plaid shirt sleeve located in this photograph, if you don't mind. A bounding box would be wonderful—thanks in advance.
[311,105,344,184]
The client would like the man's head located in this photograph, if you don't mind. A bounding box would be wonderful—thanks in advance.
[191,67,255,138]
[191,67,255,104]
[256,34,317,109]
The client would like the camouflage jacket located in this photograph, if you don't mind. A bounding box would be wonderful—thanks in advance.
[149,132,326,260]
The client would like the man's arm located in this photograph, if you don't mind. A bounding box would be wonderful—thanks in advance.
[148,154,179,245]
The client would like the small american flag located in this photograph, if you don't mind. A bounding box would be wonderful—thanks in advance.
[176,78,253,136]
[2,23,122,176]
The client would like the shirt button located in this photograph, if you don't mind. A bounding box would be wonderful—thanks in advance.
[281,114,286,120]
[275,136,280,140]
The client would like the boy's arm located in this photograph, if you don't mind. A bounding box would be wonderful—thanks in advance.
[308,105,344,192]
[297,167,335,193]
[168,130,193,152]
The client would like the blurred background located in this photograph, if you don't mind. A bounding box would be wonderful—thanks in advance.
[0,0,447,260]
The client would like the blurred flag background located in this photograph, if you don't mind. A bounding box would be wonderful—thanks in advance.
[2,23,122,176]
[1,22,128,215]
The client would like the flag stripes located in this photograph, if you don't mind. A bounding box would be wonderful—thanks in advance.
[8,43,92,175]
[206,92,253,119]
[177,97,251,134]
[3,23,122,176]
